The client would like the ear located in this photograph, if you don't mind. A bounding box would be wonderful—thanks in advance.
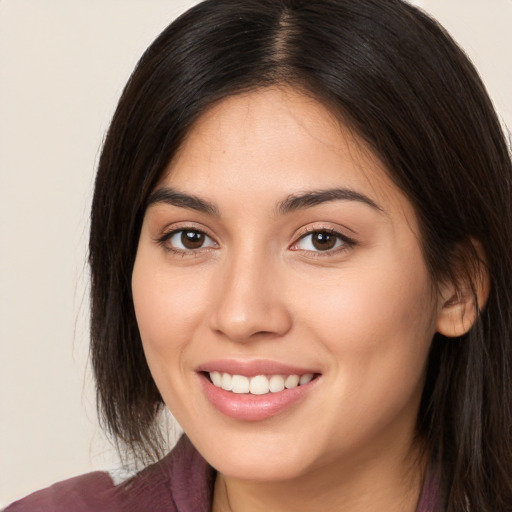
[436,240,490,338]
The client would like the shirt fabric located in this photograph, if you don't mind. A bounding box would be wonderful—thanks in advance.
[5,435,441,511]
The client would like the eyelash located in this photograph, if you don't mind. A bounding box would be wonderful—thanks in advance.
[156,226,356,257]
[156,227,217,256]
[290,227,356,257]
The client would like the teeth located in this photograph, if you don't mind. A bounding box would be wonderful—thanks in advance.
[231,375,250,394]
[210,372,315,395]
[250,375,269,395]
[299,373,314,385]
[221,373,233,391]
[285,375,300,389]
[210,371,222,387]
[269,375,285,393]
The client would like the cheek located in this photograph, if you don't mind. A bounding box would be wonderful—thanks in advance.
[131,249,209,368]
[131,249,215,424]
[295,255,434,344]
[291,248,436,410]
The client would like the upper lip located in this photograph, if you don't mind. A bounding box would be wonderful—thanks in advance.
[197,359,320,377]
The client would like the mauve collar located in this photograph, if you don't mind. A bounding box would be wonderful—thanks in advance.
[164,435,441,512]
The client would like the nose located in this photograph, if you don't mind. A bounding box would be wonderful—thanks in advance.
[208,251,293,343]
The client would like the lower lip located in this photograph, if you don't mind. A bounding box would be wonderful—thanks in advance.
[199,373,318,421]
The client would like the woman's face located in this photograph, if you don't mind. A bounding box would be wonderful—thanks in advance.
[132,87,441,482]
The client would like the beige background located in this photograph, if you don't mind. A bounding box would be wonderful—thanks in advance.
[1,0,511,506]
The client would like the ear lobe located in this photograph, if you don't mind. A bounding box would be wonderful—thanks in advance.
[435,241,490,338]
[436,287,479,338]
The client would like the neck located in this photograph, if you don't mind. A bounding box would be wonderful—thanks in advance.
[212,441,427,512]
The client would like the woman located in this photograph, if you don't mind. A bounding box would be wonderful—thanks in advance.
[6,0,512,510]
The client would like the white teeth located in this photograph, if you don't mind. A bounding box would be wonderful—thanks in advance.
[210,371,222,387]
[221,373,233,391]
[284,374,300,389]
[209,372,315,394]
[299,373,314,385]
[231,375,250,394]
[249,375,269,395]
[269,375,285,392]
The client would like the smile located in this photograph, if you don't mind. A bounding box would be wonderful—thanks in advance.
[198,362,320,421]
[209,371,314,395]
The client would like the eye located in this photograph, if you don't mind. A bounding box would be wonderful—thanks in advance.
[292,230,351,252]
[162,229,217,252]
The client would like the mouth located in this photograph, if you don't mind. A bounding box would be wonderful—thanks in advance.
[197,361,321,421]
[204,371,317,395]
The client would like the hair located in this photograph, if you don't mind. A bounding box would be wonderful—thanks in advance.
[89,0,512,510]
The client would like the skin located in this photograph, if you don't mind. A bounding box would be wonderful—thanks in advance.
[132,86,453,511]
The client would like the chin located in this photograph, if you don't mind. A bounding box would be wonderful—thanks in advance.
[188,426,318,482]
[212,454,311,482]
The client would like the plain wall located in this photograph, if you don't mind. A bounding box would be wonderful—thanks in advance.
[1,0,510,506]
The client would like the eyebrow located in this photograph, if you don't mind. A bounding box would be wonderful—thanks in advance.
[146,186,383,217]
[277,188,383,215]
[146,187,219,216]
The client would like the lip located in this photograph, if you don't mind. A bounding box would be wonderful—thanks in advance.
[197,359,320,422]
[197,359,319,377]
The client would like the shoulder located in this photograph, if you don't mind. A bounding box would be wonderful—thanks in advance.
[4,436,215,512]
[3,471,118,512]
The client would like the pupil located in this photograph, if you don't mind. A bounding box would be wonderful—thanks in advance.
[312,232,336,251]
[181,230,204,249]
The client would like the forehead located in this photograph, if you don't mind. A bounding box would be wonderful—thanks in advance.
[161,86,414,221]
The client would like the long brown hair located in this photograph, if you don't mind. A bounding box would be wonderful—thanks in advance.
[89,1,512,509]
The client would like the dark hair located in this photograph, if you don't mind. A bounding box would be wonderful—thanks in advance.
[89,0,512,509]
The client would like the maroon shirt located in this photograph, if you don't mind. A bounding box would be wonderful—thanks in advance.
[5,436,441,511]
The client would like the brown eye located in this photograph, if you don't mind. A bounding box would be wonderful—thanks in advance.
[293,230,349,253]
[181,230,205,249]
[311,231,337,251]
[164,229,217,252]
